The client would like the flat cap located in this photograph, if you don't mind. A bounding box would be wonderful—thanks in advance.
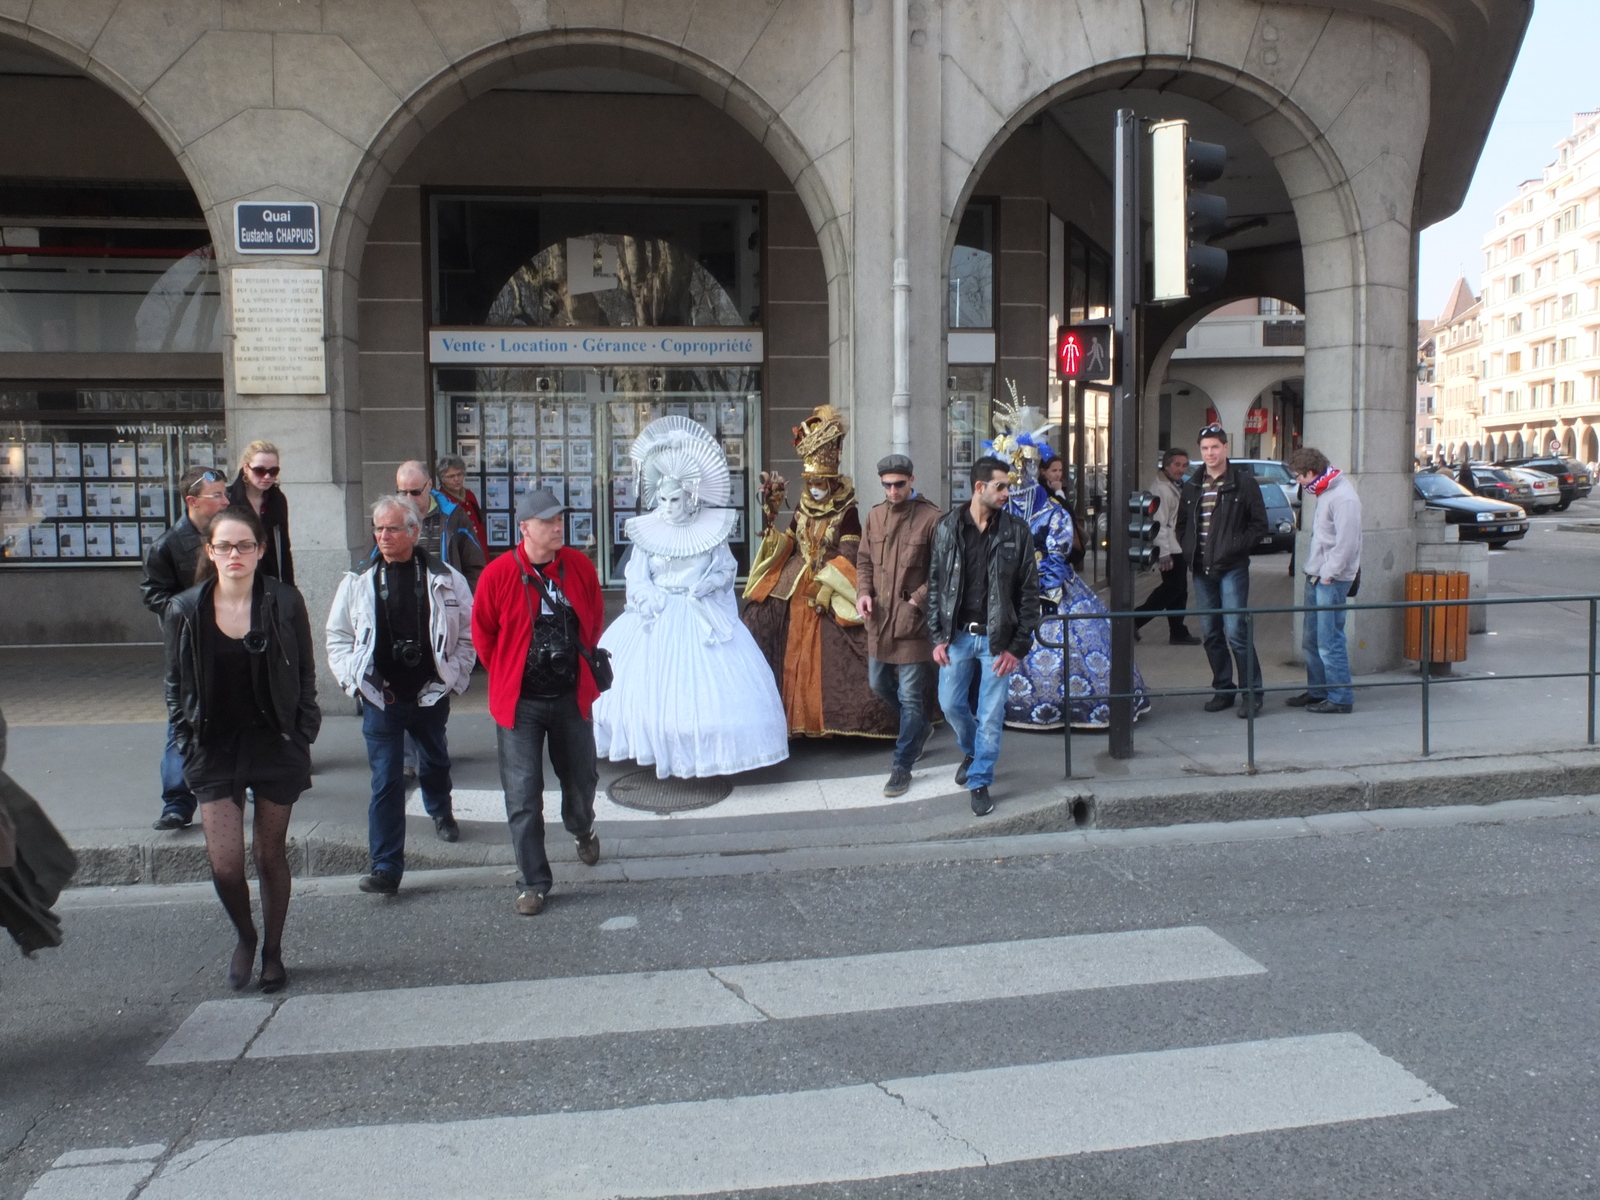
[876,453,914,477]
[515,486,566,522]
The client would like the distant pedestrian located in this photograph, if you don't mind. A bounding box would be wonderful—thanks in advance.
[856,454,942,798]
[472,488,603,916]
[1286,447,1362,714]
[396,460,484,591]
[142,466,232,831]
[927,456,1040,817]
[163,506,321,993]
[1457,458,1476,491]
[1134,448,1199,645]
[227,441,293,584]
[1176,425,1268,717]
[436,454,487,557]
[327,497,476,896]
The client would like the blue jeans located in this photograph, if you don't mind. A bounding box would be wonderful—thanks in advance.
[868,657,933,770]
[1192,566,1262,698]
[362,696,453,880]
[936,632,1009,790]
[1302,577,1354,706]
[159,717,196,820]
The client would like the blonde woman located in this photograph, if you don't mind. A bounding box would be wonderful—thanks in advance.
[227,440,293,583]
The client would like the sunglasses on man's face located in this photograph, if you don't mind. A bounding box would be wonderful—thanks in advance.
[249,464,281,478]
[399,486,428,497]
[880,478,911,491]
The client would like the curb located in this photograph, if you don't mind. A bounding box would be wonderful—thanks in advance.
[60,746,1600,887]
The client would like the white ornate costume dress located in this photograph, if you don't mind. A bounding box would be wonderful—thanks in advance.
[592,417,790,779]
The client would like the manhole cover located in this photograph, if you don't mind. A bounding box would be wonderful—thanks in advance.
[607,770,733,813]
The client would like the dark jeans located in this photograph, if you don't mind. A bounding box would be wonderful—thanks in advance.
[1192,566,1262,698]
[159,717,197,821]
[1134,552,1191,635]
[498,692,598,894]
[362,696,453,880]
[867,657,933,770]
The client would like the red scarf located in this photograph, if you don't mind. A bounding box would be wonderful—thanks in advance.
[1306,465,1341,496]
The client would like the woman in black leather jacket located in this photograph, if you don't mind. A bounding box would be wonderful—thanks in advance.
[164,505,320,993]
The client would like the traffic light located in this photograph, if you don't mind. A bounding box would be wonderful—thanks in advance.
[1056,322,1115,384]
[1150,119,1229,301]
[1127,491,1160,567]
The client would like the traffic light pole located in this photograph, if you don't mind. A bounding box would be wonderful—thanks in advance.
[1108,108,1141,759]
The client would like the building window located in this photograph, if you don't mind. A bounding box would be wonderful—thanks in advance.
[1508,313,1522,334]
[1507,351,1522,373]
[1560,380,1576,405]
[1561,337,1578,361]
[948,202,995,329]
[1563,293,1578,319]
[1511,234,1526,256]
[1510,274,1525,295]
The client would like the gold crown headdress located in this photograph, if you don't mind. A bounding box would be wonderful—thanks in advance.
[793,404,848,477]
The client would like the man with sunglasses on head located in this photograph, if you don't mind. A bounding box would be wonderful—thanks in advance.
[856,454,942,797]
[327,496,475,895]
[1175,424,1269,718]
[396,460,484,592]
[142,466,232,830]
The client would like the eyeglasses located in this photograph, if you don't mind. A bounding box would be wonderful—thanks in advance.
[398,487,428,497]
[248,464,281,478]
[880,478,911,491]
[1198,424,1227,441]
[209,540,260,556]
[185,470,223,495]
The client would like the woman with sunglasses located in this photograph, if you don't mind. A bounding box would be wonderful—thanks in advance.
[164,506,320,992]
[227,440,294,584]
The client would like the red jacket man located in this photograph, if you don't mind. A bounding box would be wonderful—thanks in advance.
[470,488,603,915]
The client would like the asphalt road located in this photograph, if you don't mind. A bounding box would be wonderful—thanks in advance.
[3,808,1599,1199]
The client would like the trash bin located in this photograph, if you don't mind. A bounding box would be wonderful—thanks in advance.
[1403,570,1469,670]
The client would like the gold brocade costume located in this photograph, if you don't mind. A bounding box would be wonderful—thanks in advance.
[741,408,896,738]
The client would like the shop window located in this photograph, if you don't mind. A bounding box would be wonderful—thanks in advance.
[432,195,761,328]
[948,203,994,328]
[945,367,991,502]
[434,366,758,585]
[0,183,220,353]
[1,386,224,565]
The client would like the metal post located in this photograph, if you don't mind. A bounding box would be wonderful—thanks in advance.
[1588,598,1597,746]
[1063,614,1075,779]
[1245,607,1256,772]
[1420,601,1432,757]
[1107,107,1141,759]
[889,0,911,456]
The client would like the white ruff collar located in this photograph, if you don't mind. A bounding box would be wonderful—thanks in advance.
[625,507,737,558]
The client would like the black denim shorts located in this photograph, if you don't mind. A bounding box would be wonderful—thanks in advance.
[184,726,311,805]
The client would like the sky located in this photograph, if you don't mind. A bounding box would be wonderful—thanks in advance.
[1416,0,1600,321]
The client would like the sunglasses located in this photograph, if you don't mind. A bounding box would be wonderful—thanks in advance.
[249,464,281,477]
[880,478,911,491]
[185,469,223,495]
[399,486,428,497]
[1198,424,1227,441]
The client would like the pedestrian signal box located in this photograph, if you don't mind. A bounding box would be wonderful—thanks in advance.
[1127,491,1160,567]
[1056,323,1115,384]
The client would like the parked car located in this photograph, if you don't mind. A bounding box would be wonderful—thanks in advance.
[1184,458,1301,519]
[1505,467,1561,512]
[1502,456,1593,509]
[1253,483,1297,553]
[1460,464,1536,509]
[1413,473,1528,548]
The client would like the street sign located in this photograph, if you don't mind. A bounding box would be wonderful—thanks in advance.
[234,202,320,255]
[1057,323,1115,384]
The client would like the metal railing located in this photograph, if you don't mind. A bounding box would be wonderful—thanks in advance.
[1033,592,1600,777]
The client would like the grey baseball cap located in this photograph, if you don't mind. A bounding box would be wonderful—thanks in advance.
[876,453,914,477]
[515,486,566,522]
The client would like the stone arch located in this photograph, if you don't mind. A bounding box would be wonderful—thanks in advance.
[1468,441,1480,462]
[1562,427,1577,457]
[1583,425,1599,465]
[1510,432,1525,458]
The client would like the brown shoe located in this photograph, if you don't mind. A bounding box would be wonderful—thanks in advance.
[575,830,601,867]
[515,890,546,916]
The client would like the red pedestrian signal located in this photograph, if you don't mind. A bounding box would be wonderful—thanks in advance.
[1056,323,1115,384]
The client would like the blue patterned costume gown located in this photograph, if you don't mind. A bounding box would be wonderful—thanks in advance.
[1003,483,1150,730]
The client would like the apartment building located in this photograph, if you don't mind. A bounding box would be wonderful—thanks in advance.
[1425,280,1484,462]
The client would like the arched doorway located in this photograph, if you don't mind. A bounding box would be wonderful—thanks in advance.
[1584,426,1599,466]
[1511,432,1526,458]
[1562,428,1577,458]
[0,33,223,644]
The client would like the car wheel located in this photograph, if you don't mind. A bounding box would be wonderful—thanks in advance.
[1556,500,1572,511]
[1488,541,1510,550]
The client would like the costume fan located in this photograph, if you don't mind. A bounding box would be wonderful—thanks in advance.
[592,416,789,779]
[988,385,1151,730]
[741,405,896,738]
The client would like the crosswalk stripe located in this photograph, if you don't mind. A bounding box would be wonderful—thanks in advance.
[128,1035,1449,1200]
[149,926,1263,1064]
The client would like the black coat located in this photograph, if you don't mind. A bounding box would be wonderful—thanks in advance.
[0,706,77,956]
[1175,463,1269,574]
[226,474,293,585]
[927,505,1041,658]
[163,576,321,756]
[139,515,204,617]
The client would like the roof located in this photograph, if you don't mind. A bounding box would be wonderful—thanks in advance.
[1437,278,1478,325]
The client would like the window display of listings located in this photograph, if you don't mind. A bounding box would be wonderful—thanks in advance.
[0,386,225,565]
[434,367,759,583]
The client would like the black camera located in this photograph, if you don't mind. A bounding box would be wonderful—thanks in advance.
[392,639,425,668]
[534,642,573,676]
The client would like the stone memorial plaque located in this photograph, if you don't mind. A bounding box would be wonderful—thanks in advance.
[232,269,326,394]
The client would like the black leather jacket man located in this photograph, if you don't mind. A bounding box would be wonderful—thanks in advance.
[140,517,205,617]
[1175,463,1269,574]
[927,505,1041,658]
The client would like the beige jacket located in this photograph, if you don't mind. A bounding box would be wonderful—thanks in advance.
[857,493,943,663]
[1150,471,1183,558]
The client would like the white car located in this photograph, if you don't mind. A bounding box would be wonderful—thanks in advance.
[1506,467,1561,512]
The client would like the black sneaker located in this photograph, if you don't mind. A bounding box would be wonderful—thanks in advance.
[955,754,974,786]
[883,766,912,797]
[1285,692,1320,707]
[152,811,190,831]
[1203,693,1235,712]
[433,815,460,843]
[970,786,994,816]
[358,870,399,895]
[1307,700,1353,714]
[1235,696,1265,719]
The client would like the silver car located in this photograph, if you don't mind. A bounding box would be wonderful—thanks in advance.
[1506,467,1560,512]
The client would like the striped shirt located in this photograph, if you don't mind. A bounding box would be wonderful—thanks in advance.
[1197,477,1223,550]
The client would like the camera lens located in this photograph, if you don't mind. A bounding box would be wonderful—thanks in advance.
[393,640,424,668]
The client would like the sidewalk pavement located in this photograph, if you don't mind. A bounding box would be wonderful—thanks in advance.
[4,538,1597,887]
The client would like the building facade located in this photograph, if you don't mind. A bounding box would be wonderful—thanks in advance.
[1424,279,1483,463]
[0,0,1525,678]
